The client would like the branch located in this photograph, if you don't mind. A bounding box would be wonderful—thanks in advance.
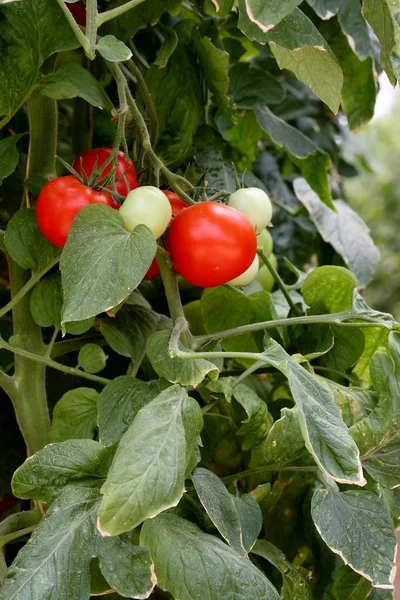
[96,0,148,27]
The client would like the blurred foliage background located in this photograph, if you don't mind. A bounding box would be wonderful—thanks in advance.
[345,83,400,321]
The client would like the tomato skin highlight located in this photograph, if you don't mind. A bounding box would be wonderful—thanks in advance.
[36,176,118,248]
[66,2,86,27]
[165,202,257,288]
[72,148,138,199]
[144,258,160,280]
[162,190,187,217]
[228,187,273,234]
[119,186,172,239]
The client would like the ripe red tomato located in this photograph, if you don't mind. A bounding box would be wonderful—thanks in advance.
[162,190,187,217]
[66,2,86,27]
[72,149,138,199]
[165,202,257,288]
[143,258,160,280]
[36,176,118,247]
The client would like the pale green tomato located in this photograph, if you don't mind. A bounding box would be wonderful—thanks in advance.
[228,187,273,234]
[256,254,278,292]
[227,254,259,287]
[119,186,172,239]
[257,228,273,256]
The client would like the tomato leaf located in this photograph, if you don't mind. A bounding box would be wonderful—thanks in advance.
[243,0,302,31]
[60,204,156,326]
[0,133,25,184]
[140,514,280,600]
[311,488,397,589]
[96,35,132,62]
[229,63,286,107]
[78,343,108,374]
[30,273,63,328]
[49,388,99,443]
[362,0,398,85]
[331,564,373,600]
[98,385,203,535]
[302,266,358,314]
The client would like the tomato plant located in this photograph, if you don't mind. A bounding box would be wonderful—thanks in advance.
[72,148,138,198]
[0,1,399,599]
[36,175,118,247]
[166,202,257,287]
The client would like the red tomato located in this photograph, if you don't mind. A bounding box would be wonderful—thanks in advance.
[36,176,118,247]
[66,2,86,27]
[165,202,257,288]
[144,257,160,280]
[162,190,187,217]
[72,149,138,199]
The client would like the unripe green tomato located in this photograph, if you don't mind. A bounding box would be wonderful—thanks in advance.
[227,254,259,287]
[257,228,273,256]
[119,186,172,239]
[228,187,273,234]
[256,254,278,292]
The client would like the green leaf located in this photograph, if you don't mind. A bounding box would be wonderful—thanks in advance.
[50,388,98,443]
[229,63,286,107]
[251,538,290,573]
[233,494,263,553]
[146,329,219,387]
[250,407,310,469]
[0,486,100,600]
[351,333,400,488]
[145,23,203,167]
[254,105,333,209]
[332,564,373,600]
[0,133,24,184]
[194,33,230,113]
[40,63,113,110]
[302,266,358,314]
[12,440,111,502]
[294,178,380,286]
[362,0,398,85]
[262,339,365,485]
[100,304,163,370]
[281,566,313,599]
[153,26,178,68]
[233,383,274,450]
[5,209,60,273]
[192,467,246,555]
[244,0,303,31]
[326,380,376,427]
[353,327,390,384]
[307,0,372,60]
[322,17,376,131]
[311,487,397,589]
[30,273,62,328]
[60,205,156,325]
[211,0,234,16]
[0,0,79,123]
[98,386,203,535]
[103,0,182,41]
[78,343,107,374]
[96,534,156,598]
[140,514,280,600]
[98,376,171,447]
[96,35,132,62]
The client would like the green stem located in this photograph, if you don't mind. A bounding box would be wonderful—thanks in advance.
[0,256,59,320]
[257,247,300,316]
[231,360,265,388]
[0,525,37,548]
[7,258,50,455]
[194,310,387,345]
[157,249,186,325]
[0,336,110,386]
[51,335,107,360]
[128,40,151,70]
[55,0,90,54]
[123,61,159,145]
[96,0,148,26]
[84,0,98,59]
[26,92,58,182]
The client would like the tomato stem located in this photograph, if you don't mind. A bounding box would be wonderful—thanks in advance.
[96,0,148,27]
[257,247,301,316]
[123,61,159,146]
[55,0,90,55]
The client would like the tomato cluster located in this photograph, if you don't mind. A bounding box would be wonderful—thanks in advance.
[36,148,274,289]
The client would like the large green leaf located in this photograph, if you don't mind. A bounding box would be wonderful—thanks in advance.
[98,376,171,447]
[262,339,365,485]
[98,386,203,535]
[0,133,25,184]
[29,273,63,328]
[229,63,286,107]
[5,209,60,273]
[350,333,400,488]
[141,514,280,600]
[307,0,372,60]
[146,329,219,387]
[194,33,230,113]
[243,0,302,31]
[0,0,79,123]
[332,564,373,600]
[294,178,380,285]
[302,266,357,314]
[49,388,99,443]
[311,487,397,589]
[12,440,111,502]
[254,105,333,209]
[232,382,274,450]
[60,205,156,325]
[0,486,100,600]
[362,0,398,85]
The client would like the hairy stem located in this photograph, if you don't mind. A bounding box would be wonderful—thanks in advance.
[96,0,147,26]
[55,0,89,54]
[26,92,57,183]
[123,61,159,145]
